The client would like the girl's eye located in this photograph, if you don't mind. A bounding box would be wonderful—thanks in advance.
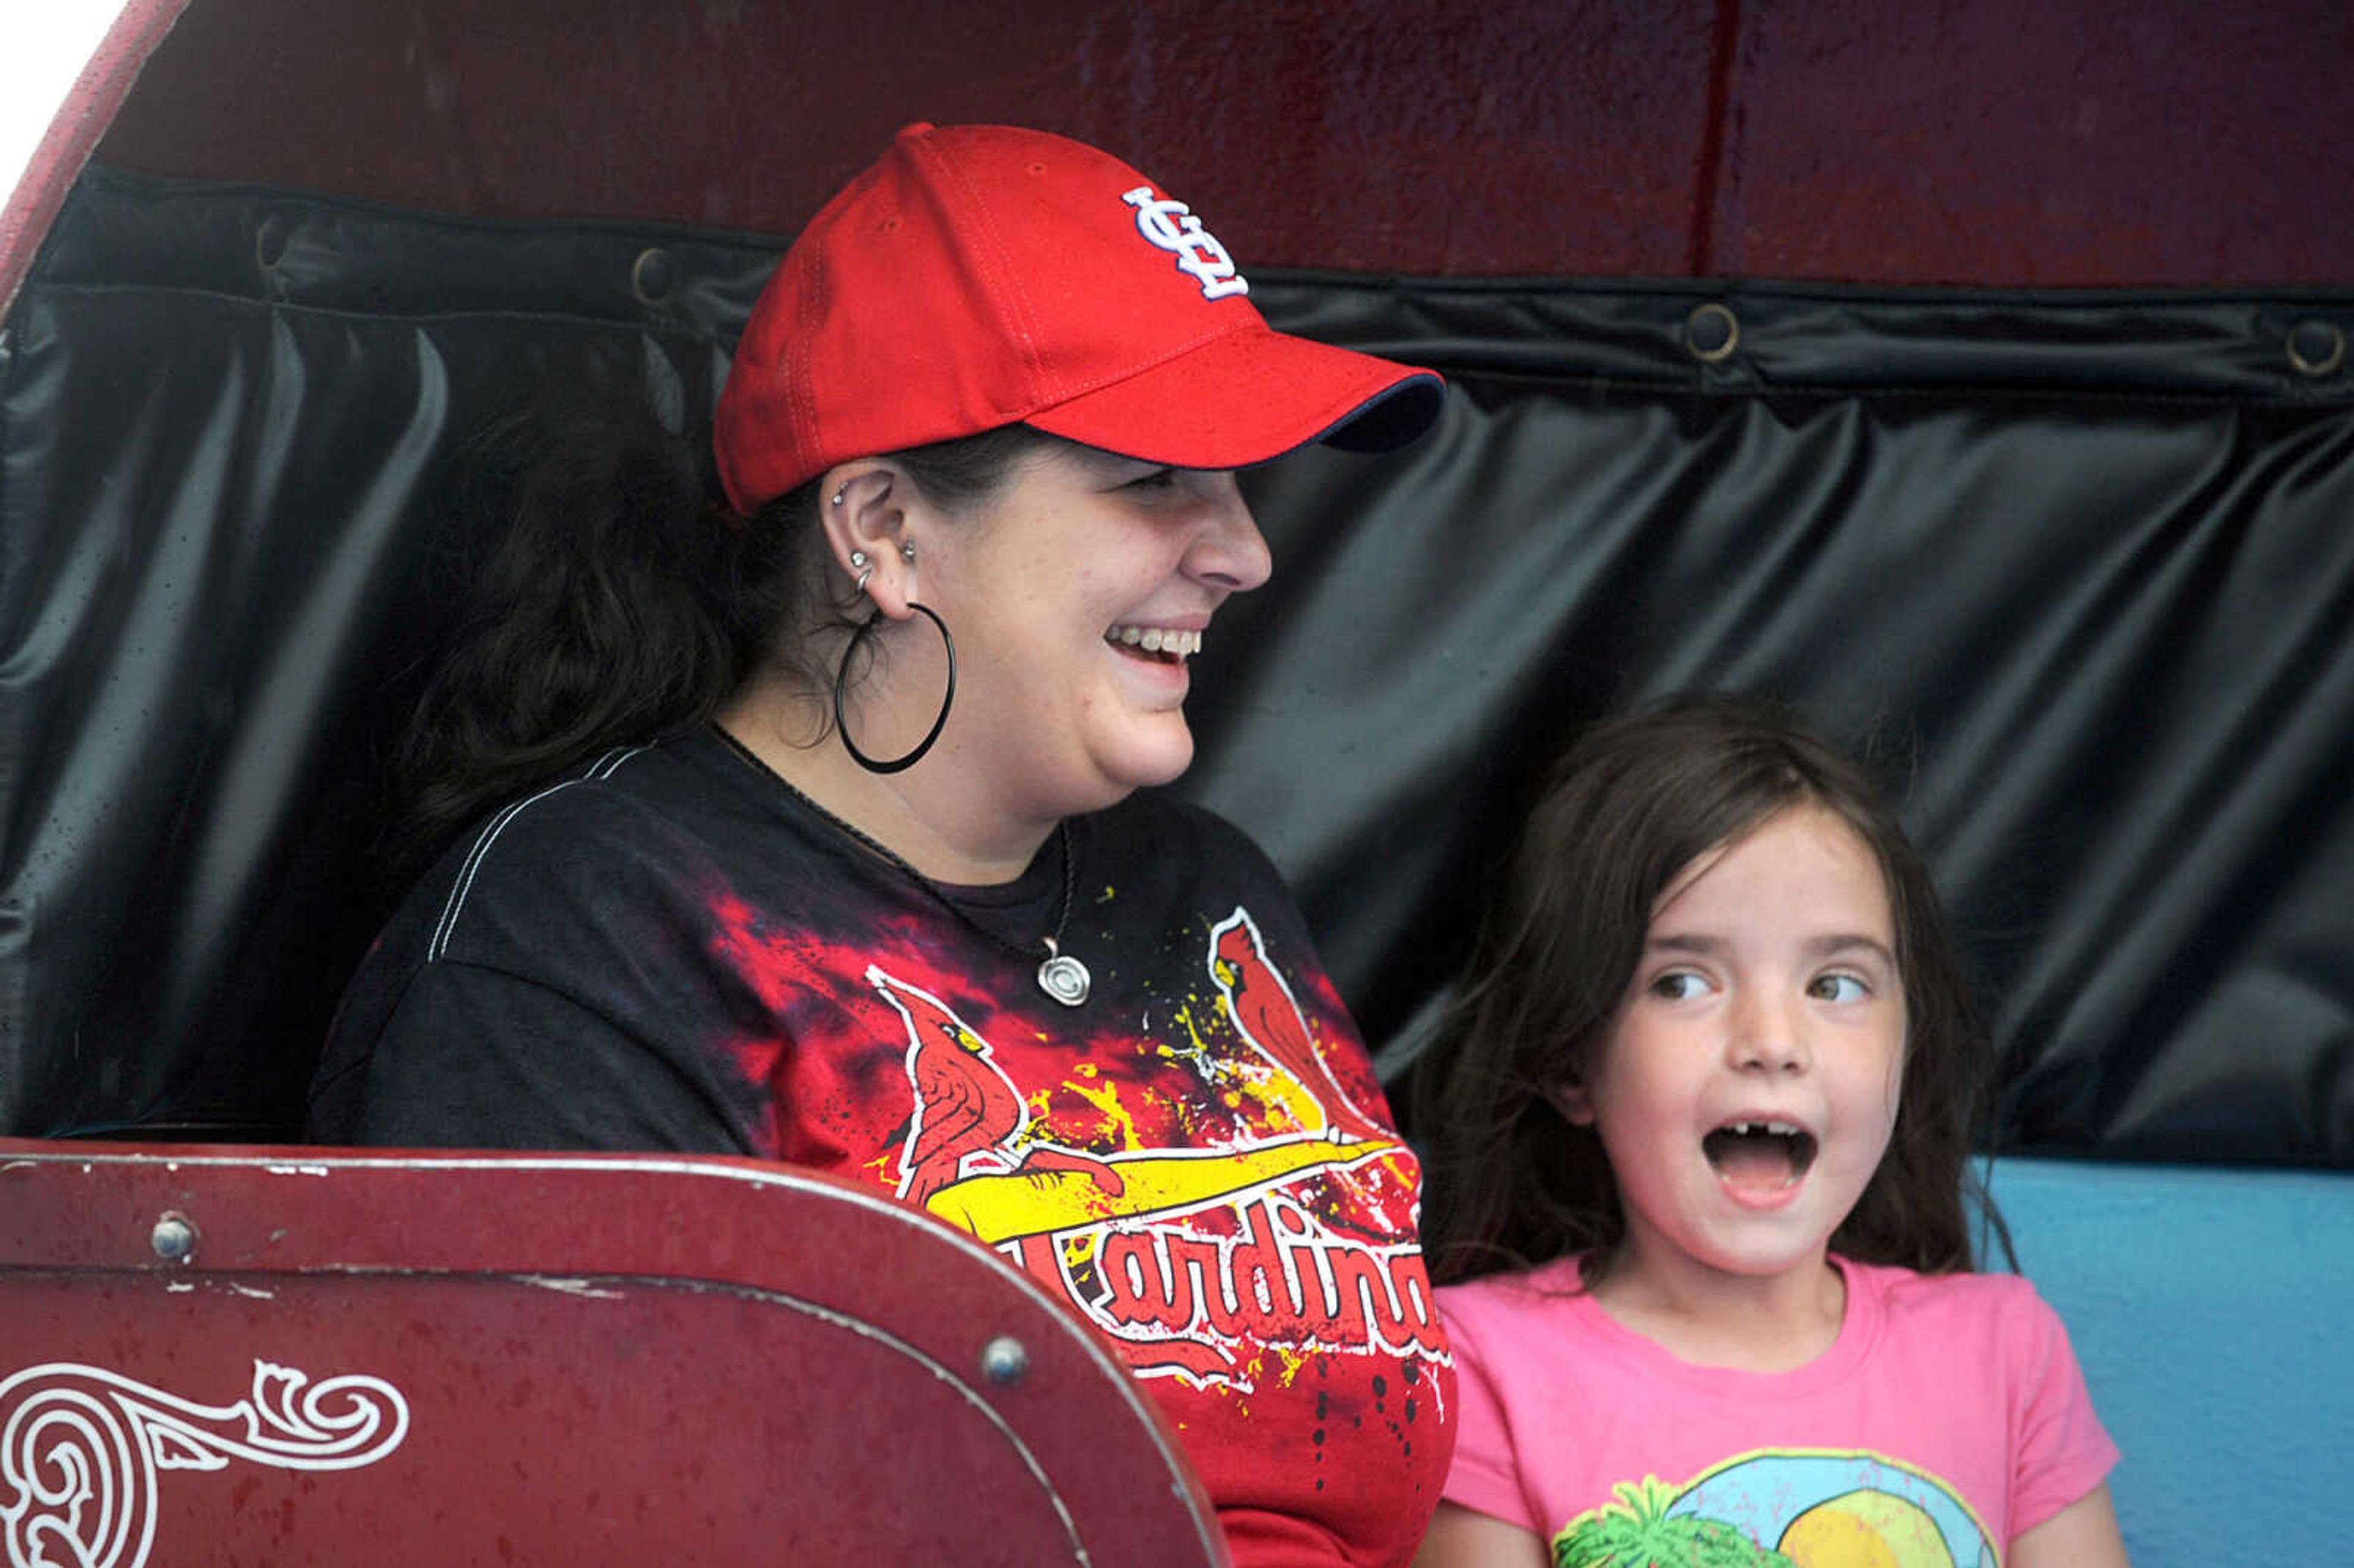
[1122,466,1180,493]
[1650,970,1713,1002]
[1810,973,1870,1003]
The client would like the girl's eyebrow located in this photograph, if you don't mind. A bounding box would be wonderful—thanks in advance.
[1645,932,1897,965]
[1813,934,1899,967]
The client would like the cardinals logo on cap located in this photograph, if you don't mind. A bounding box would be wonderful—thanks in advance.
[1122,186,1250,301]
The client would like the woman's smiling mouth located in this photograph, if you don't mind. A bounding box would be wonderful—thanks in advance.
[1106,624,1202,663]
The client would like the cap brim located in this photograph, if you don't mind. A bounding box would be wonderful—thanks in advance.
[1023,324,1444,470]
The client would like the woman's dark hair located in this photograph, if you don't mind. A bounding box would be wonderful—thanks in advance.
[1412,694,2000,1289]
[390,389,1052,877]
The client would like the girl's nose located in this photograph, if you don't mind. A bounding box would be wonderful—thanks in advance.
[1728,990,1810,1075]
[1185,473,1273,593]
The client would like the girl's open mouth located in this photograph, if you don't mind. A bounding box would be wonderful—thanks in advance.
[1702,1120,1818,1193]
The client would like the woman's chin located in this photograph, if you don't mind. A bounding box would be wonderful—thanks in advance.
[1095,720,1197,797]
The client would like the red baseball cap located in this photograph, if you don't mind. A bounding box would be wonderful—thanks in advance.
[713,122,1444,514]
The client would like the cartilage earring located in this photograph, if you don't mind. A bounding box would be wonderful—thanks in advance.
[899,541,918,563]
[831,488,848,507]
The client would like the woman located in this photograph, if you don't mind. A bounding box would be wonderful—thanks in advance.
[308,123,1453,1567]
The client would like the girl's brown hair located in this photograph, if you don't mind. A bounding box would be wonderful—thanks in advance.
[1412,695,2001,1288]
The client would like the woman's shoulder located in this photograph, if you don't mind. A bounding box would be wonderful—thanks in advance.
[389,731,782,951]
[445,728,779,862]
[441,740,671,843]
[417,747,670,896]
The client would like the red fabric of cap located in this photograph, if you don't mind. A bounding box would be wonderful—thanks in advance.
[714,123,1442,514]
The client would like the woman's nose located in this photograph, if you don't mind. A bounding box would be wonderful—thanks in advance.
[1185,473,1273,593]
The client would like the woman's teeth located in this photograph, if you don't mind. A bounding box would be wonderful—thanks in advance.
[1108,626,1202,658]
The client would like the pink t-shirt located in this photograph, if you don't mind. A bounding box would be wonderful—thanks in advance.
[1439,1256,2117,1564]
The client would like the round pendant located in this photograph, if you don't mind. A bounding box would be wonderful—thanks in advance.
[1037,947,1091,1008]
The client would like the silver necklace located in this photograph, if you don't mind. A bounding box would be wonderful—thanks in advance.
[714,726,1092,1007]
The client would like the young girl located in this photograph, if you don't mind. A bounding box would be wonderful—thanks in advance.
[1411,698,2127,1568]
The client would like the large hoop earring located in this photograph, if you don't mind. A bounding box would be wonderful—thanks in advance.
[834,601,956,774]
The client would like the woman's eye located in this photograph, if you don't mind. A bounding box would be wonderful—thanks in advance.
[1810,973,1870,1003]
[1122,466,1180,493]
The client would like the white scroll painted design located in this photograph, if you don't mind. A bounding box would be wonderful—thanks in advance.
[1,1360,409,1568]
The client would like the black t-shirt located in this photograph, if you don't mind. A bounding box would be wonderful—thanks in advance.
[310,726,1454,1566]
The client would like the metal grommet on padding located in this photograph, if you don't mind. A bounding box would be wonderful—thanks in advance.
[254,213,290,272]
[631,247,677,306]
[2287,319,2346,378]
[1685,302,1740,363]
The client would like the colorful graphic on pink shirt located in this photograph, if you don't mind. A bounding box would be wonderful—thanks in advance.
[1555,1452,1995,1568]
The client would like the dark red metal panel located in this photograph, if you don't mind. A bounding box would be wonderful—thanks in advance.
[81,0,2354,285]
[0,1140,1226,1567]
[81,0,1720,276]
[1711,1,2354,286]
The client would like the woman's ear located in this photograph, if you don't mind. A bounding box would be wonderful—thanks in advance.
[1542,1078,1596,1127]
[817,463,917,617]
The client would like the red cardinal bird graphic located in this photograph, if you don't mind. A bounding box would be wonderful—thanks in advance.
[1209,908,1384,1143]
[869,967,1123,1207]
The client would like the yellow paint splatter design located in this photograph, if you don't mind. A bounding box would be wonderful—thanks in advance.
[1232,1058,1321,1133]
[1267,1342,1315,1389]
[1064,1075,1147,1152]
[1175,1000,1214,1057]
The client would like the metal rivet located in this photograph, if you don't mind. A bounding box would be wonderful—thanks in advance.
[2287,319,2346,378]
[1685,302,1740,363]
[151,1211,198,1264]
[980,1335,1029,1386]
[630,247,677,306]
[254,215,289,272]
